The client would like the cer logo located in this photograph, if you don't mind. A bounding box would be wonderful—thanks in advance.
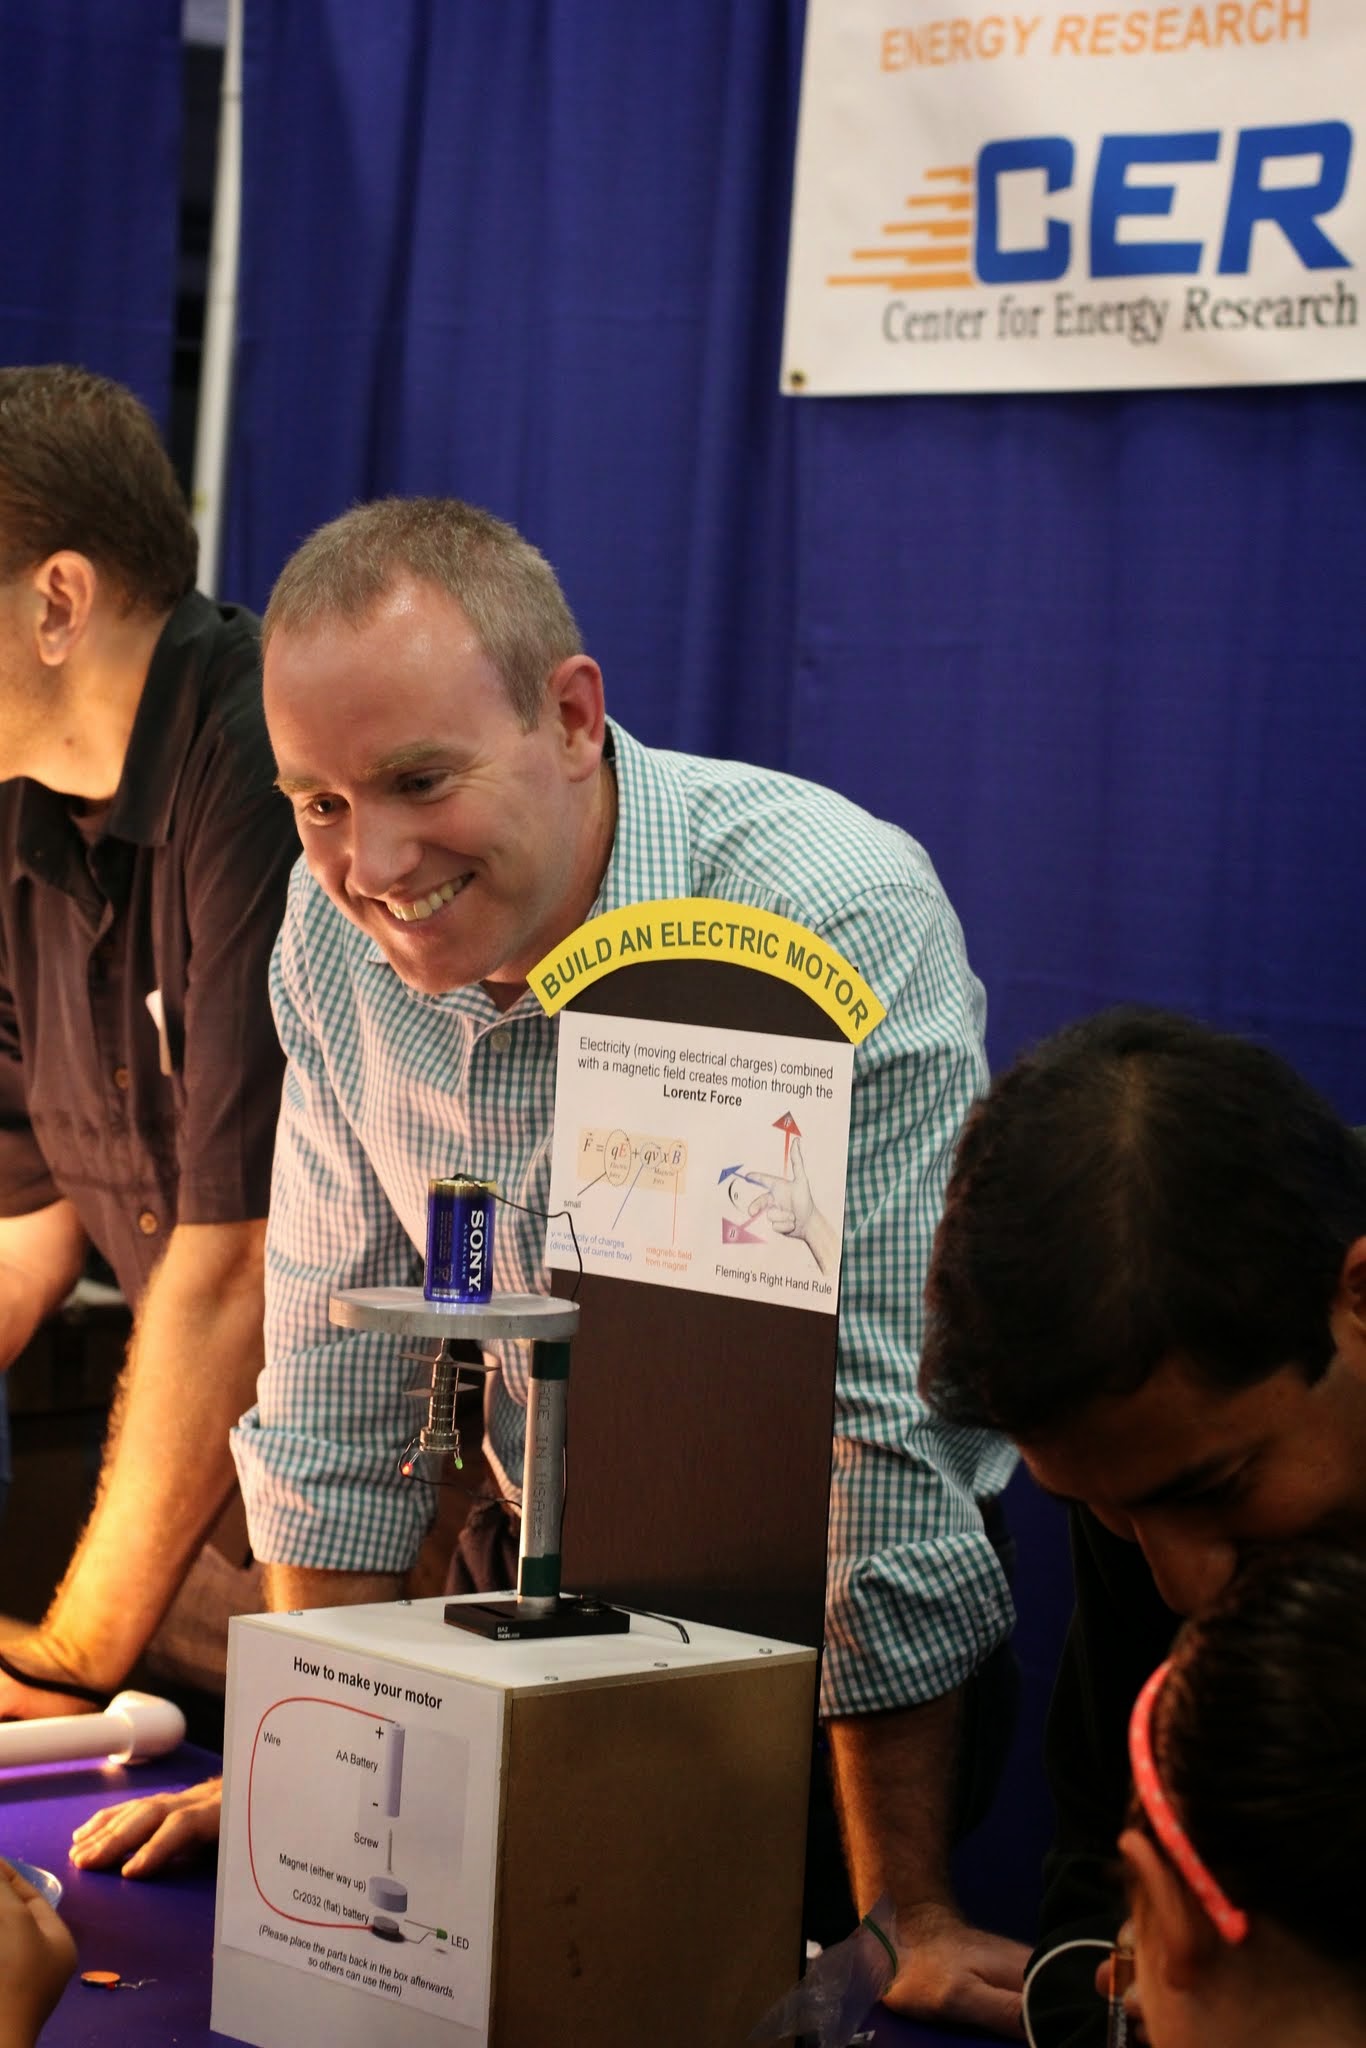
[977,120,1353,283]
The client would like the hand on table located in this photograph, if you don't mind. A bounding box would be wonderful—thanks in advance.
[0,1620,104,1723]
[0,1856,78,2046]
[70,1777,223,1879]
[882,1903,1030,2039]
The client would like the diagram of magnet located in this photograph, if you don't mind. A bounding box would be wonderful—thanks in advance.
[369,1874,408,1912]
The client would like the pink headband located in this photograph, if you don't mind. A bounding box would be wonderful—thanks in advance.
[1128,1659,1250,1944]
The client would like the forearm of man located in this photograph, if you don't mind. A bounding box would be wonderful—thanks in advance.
[40,1219,268,1689]
[828,1695,1028,2035]
[0,1200,88,1368]
[263,1564,402,1609]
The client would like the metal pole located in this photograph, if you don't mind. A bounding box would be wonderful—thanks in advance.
[516,1342,570,1617]
[191,0,243,596]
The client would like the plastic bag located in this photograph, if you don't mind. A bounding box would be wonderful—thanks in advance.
[749,1893,902,2048]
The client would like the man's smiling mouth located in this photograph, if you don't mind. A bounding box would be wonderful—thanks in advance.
[383,875,472,924]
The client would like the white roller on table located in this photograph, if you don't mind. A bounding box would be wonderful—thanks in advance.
[0,1689,185,1768]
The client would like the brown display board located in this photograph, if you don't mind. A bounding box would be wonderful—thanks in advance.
[554,959,845,1654]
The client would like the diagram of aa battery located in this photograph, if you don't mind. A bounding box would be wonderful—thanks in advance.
[244,1696,469,1952]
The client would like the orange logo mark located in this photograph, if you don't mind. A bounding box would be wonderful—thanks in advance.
[827,165,975,290]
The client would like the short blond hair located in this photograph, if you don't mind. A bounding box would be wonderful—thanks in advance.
[264,497,583,726]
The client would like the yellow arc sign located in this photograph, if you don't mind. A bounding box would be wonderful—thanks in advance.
[529,899,885,1045]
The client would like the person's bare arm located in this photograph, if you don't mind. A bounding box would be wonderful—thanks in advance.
[0,1218,267,1718]
[66,1563,401,1877]
[0,1200,87,1369]
[828,1694,1030,2038]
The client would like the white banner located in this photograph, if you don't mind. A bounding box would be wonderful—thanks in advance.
[782,0,1365,393]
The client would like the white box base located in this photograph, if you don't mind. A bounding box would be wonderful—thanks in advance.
[212,1595,816,2048]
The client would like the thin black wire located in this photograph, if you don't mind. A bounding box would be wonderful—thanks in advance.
[490,1188,585,1299]
[610,1605,691,1644]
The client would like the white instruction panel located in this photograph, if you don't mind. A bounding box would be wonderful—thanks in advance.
[219,1630,502,2029]
[546,1016,854,1313]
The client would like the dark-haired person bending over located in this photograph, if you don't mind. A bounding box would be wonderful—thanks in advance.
[0,367,295,1718]
[1113,1548,1366,2048]
[919,1006,1366,2046]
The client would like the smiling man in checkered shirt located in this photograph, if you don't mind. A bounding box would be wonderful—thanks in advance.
[95,495,1021,2032]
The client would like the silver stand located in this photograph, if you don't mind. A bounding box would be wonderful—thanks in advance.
[328,1287,629,1641]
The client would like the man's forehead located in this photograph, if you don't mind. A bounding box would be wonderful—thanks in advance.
[1017,1362,1286,1509]
[266,576,475,659]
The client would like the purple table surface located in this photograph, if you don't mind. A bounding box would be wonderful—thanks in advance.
[1,1743,1001,2048]
[0,1741,222,2046]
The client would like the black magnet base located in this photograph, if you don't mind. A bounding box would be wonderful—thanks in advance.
[443,1594,632,1642]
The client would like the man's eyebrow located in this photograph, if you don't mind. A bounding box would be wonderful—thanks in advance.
[369,742,448,775]
[1028,1453,1242,1514]
[273,744,449,796]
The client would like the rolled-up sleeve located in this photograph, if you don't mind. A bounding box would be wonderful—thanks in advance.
[820,882,1016,1718]
[231,874,432,1573]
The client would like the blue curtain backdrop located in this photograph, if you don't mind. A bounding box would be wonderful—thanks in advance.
[225,0,1366,1116]
[0,0,183,423]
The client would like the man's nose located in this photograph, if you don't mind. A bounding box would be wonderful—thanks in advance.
[1134,1520,1239,1616]
[346,813,423,900]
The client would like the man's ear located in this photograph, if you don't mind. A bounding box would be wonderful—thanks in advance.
[1119,1827,1219,1992]
[31,552,98,667]
[544,654,606,778]
[1335,1228,1366,1343]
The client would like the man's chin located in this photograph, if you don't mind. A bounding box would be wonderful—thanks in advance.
[371,925,482,997]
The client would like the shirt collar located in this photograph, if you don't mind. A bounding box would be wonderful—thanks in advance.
[104,591,227,849]
[591,718,692,915]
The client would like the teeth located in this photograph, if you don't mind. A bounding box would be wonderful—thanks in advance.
[386,878,462,923]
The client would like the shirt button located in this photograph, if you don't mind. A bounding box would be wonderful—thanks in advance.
[137,1210,159,1236]
[489,1029,512,1055]
[113,1066,131,1090]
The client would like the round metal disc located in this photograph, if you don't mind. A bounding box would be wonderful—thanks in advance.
[328,1286,579,1341]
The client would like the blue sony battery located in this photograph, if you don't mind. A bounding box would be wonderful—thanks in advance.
[424,1177,497,1303]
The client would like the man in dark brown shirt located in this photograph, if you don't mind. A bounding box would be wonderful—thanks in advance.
[0,365,296,1718]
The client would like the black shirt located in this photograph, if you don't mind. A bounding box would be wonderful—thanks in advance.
[1031,1509,1178,2046]
[0,592,297,1306]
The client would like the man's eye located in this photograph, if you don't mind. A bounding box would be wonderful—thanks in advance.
[1185,1472,1248,1510]
[301,795,342,822]
[399,771,448,797]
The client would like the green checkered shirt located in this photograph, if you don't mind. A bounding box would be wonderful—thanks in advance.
[231,722,1016,1715]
